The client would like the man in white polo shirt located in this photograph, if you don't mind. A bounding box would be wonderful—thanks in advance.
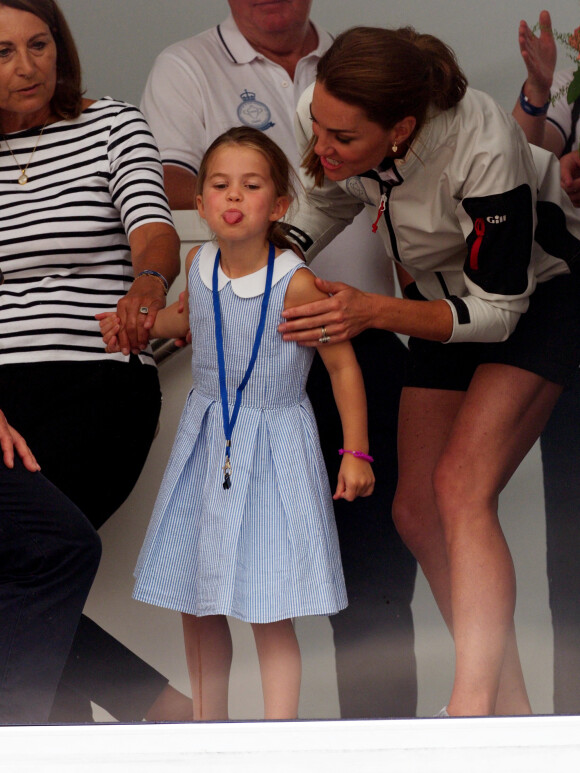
[141,0,417,718]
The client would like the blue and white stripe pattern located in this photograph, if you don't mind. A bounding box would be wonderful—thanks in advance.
[0,98,173,365]
[134,244,347,623]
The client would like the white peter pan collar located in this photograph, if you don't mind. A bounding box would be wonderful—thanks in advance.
[198,242,307,298]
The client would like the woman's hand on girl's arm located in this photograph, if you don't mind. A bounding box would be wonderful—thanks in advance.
[334,454,374,501]
[280,275,454,344]
[96,296,190,352]
[279,277,373,345]
[104,247,194,354]
[117,222,181,356]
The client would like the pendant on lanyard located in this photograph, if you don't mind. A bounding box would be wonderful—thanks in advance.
[212,242,275,489]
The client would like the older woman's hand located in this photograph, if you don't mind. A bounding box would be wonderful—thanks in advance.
[115,222,180,356]
[278,277,371,345]
[115,275,167,356]
[0,410,40,472]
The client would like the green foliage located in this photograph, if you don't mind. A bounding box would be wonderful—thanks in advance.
[568,69,580,103]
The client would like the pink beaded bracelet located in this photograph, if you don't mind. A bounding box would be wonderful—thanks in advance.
[339,448,374,463]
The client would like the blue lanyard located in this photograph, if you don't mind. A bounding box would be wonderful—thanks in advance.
[212,242,275,489]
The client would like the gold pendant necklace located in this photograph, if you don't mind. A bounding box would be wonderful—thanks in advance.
[2,120,48,185]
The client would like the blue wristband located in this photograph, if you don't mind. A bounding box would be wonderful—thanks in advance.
[519,85,550,116]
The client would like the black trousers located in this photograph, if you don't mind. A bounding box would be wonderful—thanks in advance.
[0,457,101,724]
[0,357,167,722]
[541,368,580,714]
[307,330,418,718]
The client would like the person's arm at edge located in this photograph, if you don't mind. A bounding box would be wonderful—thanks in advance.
[164,165,198,211]
[140,47,204,211]
[512,10,565,154]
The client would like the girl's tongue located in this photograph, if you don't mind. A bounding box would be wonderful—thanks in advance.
[224,210,243,225]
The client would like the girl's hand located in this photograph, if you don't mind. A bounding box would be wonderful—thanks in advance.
[333,455,375,501]
[95,311,121,353]
[279,277,371,346]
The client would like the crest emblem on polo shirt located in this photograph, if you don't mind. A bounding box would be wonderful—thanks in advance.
[237,90,275,131]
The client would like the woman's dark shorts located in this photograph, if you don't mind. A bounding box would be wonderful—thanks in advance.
[404,274,580,392]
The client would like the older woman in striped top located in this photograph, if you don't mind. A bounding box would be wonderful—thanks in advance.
[0,0,190,722]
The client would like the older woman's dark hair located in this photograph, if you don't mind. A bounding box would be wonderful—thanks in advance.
[303,26,468,185]
[1,0,83,118]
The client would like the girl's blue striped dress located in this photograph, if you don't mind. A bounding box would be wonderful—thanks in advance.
[133,242,347,623]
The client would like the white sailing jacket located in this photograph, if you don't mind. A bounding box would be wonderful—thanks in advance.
[289,85,576,343]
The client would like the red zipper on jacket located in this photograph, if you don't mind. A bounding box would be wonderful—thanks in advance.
[372,194,387,233]
[470,218,485,270]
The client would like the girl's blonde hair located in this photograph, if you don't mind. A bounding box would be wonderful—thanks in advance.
[196,127,297,250]
[303,26,468,186]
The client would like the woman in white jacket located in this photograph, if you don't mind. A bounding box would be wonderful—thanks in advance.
[279,26,580,717]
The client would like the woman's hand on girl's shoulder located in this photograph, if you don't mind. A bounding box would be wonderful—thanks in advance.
[281,272,370,346]
[334,455,375,501]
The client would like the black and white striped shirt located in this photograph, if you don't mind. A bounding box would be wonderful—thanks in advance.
[0,98,173,366]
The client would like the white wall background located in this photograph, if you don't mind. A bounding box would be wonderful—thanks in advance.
[53,0,580,721]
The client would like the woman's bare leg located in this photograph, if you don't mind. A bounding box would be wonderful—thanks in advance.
[393,386,464,631]
[182,613,232,720]
[434,364,562,716]
[251,619,301,719]
[393,367,561,717]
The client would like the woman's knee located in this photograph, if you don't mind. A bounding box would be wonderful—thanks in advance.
[392,487,430,551]
[432,451,495,534]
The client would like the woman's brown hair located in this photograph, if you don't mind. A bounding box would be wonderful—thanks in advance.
[196,126,297,250]
[303,26,468,186]
[0,0,83,119]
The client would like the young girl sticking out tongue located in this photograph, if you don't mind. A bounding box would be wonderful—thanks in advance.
[98,126,374,720]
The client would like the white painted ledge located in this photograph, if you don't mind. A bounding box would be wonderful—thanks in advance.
[1,716,580,772]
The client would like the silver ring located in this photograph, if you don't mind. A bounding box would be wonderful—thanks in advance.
[318,326,330,344]
[139,306,149,315]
